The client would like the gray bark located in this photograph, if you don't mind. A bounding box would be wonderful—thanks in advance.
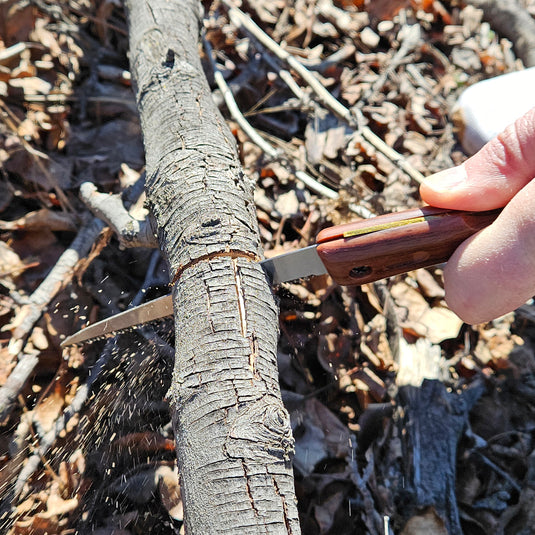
[125,1,300,533]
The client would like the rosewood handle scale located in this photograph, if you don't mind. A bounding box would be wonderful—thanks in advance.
[316,206,501,286]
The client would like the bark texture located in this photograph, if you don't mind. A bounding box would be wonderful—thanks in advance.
[125,1,300,532]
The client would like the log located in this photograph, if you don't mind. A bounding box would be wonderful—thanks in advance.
[393,339,485,534]
[124,1,300,532]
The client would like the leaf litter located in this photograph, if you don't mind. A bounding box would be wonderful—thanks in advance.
[1,0,535,533]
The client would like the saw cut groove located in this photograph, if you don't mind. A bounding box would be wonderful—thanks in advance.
[170,249,260,285]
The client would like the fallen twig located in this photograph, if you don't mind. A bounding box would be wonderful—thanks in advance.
[12,249,172,499]
[13,341,113,499]
[0,174,151,421]
[0,218,105,420]
[204,36,338,199]
[0,353,39,423]
[9,217,106,346]
[358,24,421,106]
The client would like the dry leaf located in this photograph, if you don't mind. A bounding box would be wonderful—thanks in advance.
[157,465,183,521]
[314,490,345,533]
[0,208,77,232]
[418,306,463,344]
[290,397,350,476]
[33,389,65,433]
[391,281,462,342]
[401,507,448,535]
[44,484,79,518]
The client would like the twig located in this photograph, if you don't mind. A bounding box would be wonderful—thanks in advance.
[222,1,426,185]
[10,217,106,344]
[0,218,105,420]
[0,101,74,212]
[263,53,308,101]
[79,183,158,249]
[0,174,151,421]
[305,43,357,72]
[472,450,522,493]
[358,24,421,105]
[204,38,281,159]
[13,341,114,498]
[224,1,352,120]
[0,353,39,423]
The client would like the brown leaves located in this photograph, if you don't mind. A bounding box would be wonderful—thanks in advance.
[391,277,463,343]
[12,450,87,534]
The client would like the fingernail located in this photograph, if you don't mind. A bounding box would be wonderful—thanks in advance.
[424,164,467,192]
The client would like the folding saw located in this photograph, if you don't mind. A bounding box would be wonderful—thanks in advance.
[61,206,500,347]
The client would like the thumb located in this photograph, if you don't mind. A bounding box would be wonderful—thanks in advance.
[420,106,535,210]
[442,179,535,324]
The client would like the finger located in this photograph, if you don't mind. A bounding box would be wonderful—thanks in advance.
[420,106,535,211]
[443,178,535,324]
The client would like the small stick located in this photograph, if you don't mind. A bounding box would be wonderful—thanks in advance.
[0,175,151,421]
[12,252,172,499]
[358,25,421,106]
[10,217,106,345]
[0,218,105,421]
[13,342,113,498]
[0,353,39,423]
[0,101,74,212]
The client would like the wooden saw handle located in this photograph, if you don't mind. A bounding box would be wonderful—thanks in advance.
[316,206,501,286]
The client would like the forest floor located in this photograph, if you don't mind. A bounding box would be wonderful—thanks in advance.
[1,1,535,534]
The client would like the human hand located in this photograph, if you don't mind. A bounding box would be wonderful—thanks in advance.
[420,106,535,324]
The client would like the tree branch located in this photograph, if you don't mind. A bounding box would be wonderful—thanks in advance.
[125,1,300,532]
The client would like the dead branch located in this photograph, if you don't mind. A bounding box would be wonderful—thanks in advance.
[9,217,106,346]
[10,248,171,500]
[125,0,300,532]
[0,218,105,421]
[222,0,426,185]
[0,172,150,422]
[204,35,373,219]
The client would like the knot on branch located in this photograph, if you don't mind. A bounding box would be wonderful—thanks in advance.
[225,398,295,463]
[163,48,175,68]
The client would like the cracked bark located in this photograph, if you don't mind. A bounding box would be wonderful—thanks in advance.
[125,1,300,533]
